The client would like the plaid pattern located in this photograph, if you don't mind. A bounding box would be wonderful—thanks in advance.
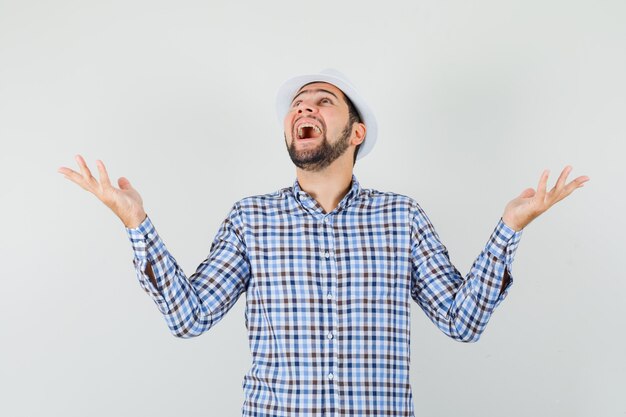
[126,175,522,417]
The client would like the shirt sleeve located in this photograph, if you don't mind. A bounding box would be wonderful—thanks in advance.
[409,202,522,342]
[125,203,251,338]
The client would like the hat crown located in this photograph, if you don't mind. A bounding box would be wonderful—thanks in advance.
[319,68,348,80]
[315,68,357,93]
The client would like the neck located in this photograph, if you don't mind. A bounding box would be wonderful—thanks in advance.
[295,157,354,214]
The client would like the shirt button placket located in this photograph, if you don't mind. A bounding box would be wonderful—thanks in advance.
[322,214,339,415]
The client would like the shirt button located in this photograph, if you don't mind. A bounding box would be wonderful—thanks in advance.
[328,373,334,380]
[324,251,330,259]
[327,332,333,340]
[323,217,329,223]
[326,292,332,300]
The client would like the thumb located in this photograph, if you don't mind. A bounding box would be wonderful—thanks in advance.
[519,187,535,198]
[118,177,133,190]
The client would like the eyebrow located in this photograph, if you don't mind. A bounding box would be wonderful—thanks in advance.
[291,88,339,104]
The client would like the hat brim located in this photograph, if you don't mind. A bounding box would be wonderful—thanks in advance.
[275,73,377,161]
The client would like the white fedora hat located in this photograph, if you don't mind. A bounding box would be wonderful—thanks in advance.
[275,68,378,161]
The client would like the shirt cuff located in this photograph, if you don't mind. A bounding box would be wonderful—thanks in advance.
[125,214,157,260]
[485,218,523,265]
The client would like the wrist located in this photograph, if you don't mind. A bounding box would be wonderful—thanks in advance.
[123,211,147,229]
[501,215,524,232]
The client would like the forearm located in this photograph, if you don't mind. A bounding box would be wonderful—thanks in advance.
[453,219,520,340]
[125,207,250,338]
[126,216,214,338]
[415,253,507,342]
[412,218,521,343]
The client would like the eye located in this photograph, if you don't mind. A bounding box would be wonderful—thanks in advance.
[320,98,332,104]
[291,100,301,108]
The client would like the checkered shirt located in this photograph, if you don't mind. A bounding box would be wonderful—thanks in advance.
[126,174,523,417]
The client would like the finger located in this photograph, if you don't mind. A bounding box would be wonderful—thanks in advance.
[554,175,590,203]
[553,165,572,191]
[57,166,78,176]
[578,176,590,186]
[58,166,89,189]
[564,175,590,194]
[536,169,550,201]
[75,154,96,182]
[118,176,132,190]
[546,165,573,204]
[518,188,536,199]
[96,160,112,188]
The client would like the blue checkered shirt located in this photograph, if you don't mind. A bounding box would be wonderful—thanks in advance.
[126,174,522,417]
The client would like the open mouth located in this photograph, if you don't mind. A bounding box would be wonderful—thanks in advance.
[295,122,323,140]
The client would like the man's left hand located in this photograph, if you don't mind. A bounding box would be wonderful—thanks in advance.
[502,166,589,232]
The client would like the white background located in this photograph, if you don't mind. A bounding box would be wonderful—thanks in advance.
[1,0,624,416]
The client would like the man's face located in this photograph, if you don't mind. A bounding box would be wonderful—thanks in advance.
[283,82,357,172]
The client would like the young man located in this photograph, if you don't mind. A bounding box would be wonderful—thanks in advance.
[58,69,588,416]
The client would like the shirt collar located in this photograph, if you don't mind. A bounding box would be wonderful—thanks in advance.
[292,174,362,214]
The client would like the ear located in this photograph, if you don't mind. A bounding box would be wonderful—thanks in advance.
[351,122,366,146]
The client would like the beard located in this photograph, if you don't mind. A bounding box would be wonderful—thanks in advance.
[284,120,353,172]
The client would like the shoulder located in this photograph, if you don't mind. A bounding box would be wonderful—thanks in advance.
[233,186,293,212]
[358,186,420,211]
[216,187,292,231]
[355,186,433,229]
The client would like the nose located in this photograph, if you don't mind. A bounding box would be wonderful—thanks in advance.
[296,100,317,114]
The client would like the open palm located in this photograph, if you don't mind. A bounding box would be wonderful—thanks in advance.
[58,155,147,228]
[502,166,589,231]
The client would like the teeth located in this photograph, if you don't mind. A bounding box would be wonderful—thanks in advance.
[297,123,322,139]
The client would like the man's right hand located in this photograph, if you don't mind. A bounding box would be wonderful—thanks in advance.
[58,154,148,229]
